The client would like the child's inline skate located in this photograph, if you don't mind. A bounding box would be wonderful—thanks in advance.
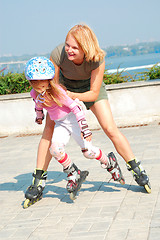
[127,159,151,193]
[101,152,125,185]
[64,163,89,200]
[23,169,47,208]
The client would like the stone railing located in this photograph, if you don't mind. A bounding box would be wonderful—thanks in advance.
[0,80,160,136]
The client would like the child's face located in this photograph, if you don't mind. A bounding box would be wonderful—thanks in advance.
[65,34,84,65]
[30,80,50,94]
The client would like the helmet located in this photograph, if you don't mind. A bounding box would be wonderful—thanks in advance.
[25,56,55,80]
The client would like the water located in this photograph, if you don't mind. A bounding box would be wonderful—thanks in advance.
[105,52,160,77]
[0,61,26,74]
[0,53,160,77]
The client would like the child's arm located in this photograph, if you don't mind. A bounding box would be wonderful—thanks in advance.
[79,118,92,140]
[69,100,92,140]
[30,89,45,125]
[35,108,44,124]
[57,85,92,140]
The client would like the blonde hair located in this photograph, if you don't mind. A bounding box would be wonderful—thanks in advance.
[66,24,106,62]
[36,80,65,108]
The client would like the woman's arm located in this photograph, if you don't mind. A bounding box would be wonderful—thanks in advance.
[67,61,105,102]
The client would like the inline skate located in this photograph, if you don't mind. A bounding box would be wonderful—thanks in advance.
[23,169,47,208]
[127,159,151,193]
[101,152,125,185]
[64,163,89,200]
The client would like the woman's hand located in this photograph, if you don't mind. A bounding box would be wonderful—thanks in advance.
[66,90,76,100]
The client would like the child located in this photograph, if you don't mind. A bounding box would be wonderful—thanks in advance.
[24,56,125,206]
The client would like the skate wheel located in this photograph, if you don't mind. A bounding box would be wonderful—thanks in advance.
[144,184,151,194]
[23,199,30,209]
[69,187,81,200]
[23,196,42,208]
[119,179,125,185]
[70,192,76,200]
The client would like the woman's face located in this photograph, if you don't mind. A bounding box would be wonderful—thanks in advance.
[30,80,50,94]
[65,34,85,65]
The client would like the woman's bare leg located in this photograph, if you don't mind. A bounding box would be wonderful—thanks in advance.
[36,113,55,171]
[90,99,135,162]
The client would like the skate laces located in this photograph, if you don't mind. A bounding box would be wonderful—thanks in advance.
[107,167,121,182]
[107,154,121,182]
[31,171,47,189]
[67,170,80,190]
[127,159,146,177]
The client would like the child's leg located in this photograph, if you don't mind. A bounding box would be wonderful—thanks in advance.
[25,169,47,201]
[50,142,86,192]
[50,141,72,168]
[49,123,72,169]
[71,117,124,183]
[81,141,108,165]
[50,121,87,192]
[81,141,125,184]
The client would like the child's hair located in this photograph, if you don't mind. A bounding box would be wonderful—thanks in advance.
[65,24,106,62]
[35,80,66,108]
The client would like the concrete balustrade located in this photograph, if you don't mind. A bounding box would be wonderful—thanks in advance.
[0,80,160,136]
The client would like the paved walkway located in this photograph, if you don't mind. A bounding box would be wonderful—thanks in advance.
[0,124,160,240]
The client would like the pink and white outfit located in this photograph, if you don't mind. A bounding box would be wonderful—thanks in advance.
[30,85,109,170]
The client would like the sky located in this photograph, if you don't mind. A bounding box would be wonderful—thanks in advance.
[0,0,160,57]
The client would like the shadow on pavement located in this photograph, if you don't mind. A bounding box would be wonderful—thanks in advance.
[0,170,147,203]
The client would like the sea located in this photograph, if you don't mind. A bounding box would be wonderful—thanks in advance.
[105,52,160,78]
[0,52,160,79]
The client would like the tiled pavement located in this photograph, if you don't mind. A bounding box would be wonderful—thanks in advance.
[0,124,160,240]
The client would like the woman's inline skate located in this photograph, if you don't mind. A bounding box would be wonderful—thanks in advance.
[23,169,47,208]
[64,163,89,200]
[127,159,151,193]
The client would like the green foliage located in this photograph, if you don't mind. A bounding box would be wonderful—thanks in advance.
[103,72,129,84]
[0,65,160,95]
[147,64,160,80]
[0,72,31,95]
[103,64,160,85]
[103,66,136,85]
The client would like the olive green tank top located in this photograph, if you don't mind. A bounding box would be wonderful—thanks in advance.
[50,44,108,109]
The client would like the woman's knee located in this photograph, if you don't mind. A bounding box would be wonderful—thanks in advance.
[104,125,120,139]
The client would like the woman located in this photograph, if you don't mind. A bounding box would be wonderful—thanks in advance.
[34,24,150,193]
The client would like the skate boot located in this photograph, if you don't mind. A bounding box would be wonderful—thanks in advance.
[127,159,151,193]
[64,163,89,200]
[23,169,47,208]
[101,152,125,184]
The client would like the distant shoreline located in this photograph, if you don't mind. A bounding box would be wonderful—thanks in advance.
[0,41,160,62]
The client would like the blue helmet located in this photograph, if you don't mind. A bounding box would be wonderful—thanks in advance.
[25,57,55,80]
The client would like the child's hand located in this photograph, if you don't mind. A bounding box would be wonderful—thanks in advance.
[85,135,92,142]
[35,109,44,124]
[81,132,92,142]
[35,118,43,124]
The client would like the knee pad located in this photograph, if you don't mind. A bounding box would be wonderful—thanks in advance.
[82,146,99,159]
[82,150,95,159]
[50,142,65,161]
